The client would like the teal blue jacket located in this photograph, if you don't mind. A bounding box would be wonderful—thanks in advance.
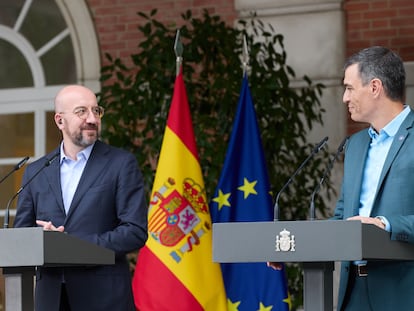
[332,109,414,311]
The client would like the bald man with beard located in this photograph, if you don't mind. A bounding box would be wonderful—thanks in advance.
[14,85,148,311]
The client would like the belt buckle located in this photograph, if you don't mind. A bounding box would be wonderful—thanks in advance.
[357,264,368,277]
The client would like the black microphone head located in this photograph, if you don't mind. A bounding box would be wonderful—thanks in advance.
[337,136,349,153]
[313,136,329,153]
[15,156,30,170]
[0,156,30,185]
[45,152,60,167]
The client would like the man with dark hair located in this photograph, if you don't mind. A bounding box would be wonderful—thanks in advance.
[333,46,414,310]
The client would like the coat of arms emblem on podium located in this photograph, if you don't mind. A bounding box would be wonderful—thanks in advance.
[276,228,295,252]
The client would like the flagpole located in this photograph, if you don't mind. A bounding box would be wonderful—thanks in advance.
[174,29,183,76]
[242,35,249,76]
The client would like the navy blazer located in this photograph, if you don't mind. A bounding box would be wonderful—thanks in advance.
[14,140,148,311]
[332,109,414,311]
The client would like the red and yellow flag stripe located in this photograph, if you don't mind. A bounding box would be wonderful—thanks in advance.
[133,71,227,311]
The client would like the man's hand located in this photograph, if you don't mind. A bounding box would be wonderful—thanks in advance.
[36,220,65,232]
[267,262,283,270]
[347,215,385,229]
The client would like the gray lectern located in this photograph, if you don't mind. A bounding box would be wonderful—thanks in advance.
[0,227,114,311]
[213,220,414,311]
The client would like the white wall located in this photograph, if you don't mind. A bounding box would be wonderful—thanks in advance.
[405,62,414,106]
[235,0,347,149]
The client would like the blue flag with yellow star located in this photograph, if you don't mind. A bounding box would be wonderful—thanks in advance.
[210,75,290,311]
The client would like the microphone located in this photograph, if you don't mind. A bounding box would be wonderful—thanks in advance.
[273,136,328,221]
[3,152,59,228]
[309,136,348,220]
[0,156,30,185]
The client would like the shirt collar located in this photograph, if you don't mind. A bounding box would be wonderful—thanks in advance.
[60,142,94,163]
[368,105,410,140]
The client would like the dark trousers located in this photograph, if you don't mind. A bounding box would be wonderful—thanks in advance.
[342,266,373,311]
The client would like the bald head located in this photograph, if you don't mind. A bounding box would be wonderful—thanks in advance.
[54,85,97,113]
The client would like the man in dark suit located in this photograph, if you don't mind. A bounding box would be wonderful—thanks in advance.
[332,46,414,310]
[14,85,148,311]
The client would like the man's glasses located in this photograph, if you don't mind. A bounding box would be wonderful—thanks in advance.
[59,106,104,120]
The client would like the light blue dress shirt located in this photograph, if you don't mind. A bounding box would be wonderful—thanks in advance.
[60,143,94,214]
[359,105,410,231]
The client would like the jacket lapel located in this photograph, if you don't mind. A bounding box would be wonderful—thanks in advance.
[348,133,371,216]
[44,148,65,214]
[372,111,414,212]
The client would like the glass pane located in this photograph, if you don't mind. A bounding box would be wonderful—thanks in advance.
[42,36,76,85]
[20,0,67,51]
[0,113,34,157]
[46,111,62,152]
[0,39,33,89]
[0,0,25,28]
[0,164,25,225]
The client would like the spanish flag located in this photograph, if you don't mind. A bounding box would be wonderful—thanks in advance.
[132,69,227,310]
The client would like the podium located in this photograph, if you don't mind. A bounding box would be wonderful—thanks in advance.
[0,227,114,311]
[212,220,414,310]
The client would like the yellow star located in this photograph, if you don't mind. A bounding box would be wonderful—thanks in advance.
[212,189,231,211]
[227,298,241,311]
[283,292,292,310]
[238,178,258,199]
[257,302,273,311]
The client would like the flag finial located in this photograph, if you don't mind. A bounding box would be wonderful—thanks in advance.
[174,29,183,76]
[242,35,249,76]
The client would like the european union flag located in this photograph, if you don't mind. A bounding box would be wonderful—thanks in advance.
[210,75,290,311]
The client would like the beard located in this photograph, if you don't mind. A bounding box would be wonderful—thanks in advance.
[69,124,100,147]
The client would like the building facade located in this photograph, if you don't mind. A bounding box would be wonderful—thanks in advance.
[0,0,413,309]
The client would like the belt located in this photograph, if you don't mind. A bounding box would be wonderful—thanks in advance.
[352,264,368,277]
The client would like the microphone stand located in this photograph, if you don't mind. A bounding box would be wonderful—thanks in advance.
[3,153,59,228]
[273,136,328,221]
[309,137,348,220]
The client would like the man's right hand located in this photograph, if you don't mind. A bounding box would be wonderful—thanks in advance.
[267,262,283,270]
[36,220,65,232]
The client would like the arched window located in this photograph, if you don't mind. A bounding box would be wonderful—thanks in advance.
[0,0,100,220]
